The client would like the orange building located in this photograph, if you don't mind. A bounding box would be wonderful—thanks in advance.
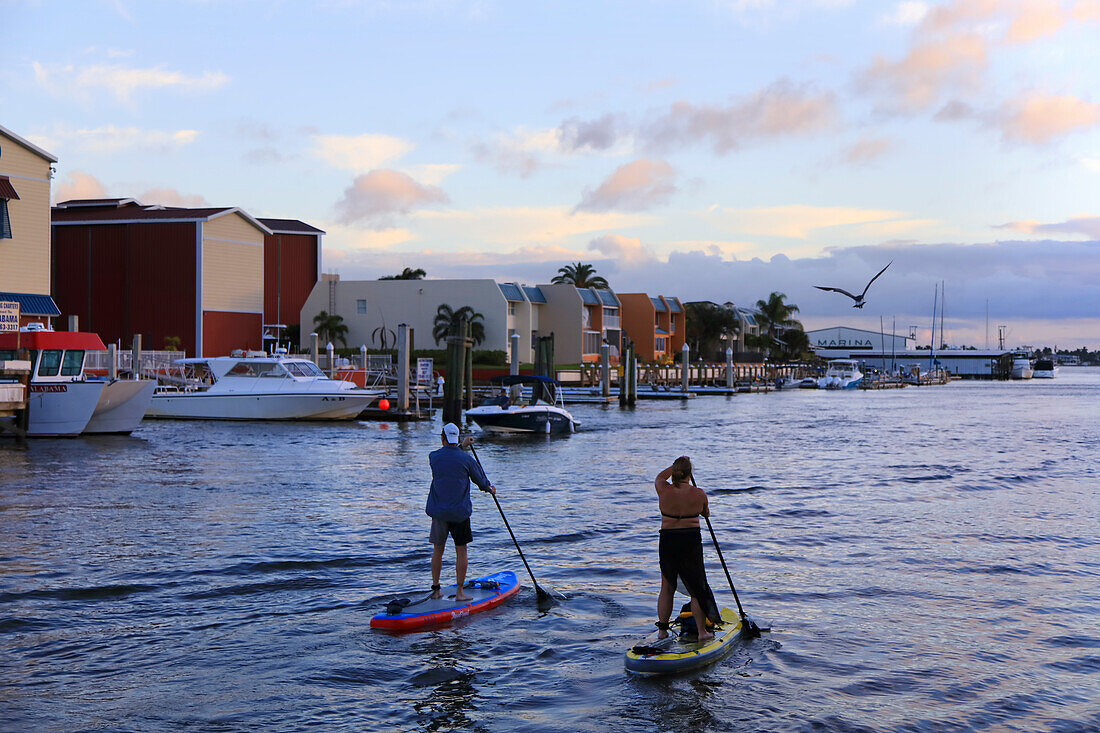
[618,294,686,362]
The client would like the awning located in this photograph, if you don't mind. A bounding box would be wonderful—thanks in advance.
[0,292,61,317]
[0,176,20,201]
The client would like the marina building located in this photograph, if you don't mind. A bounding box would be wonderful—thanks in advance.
[812,328,1013,378]
[257,218,323,332]
[618,294,685,361]
[0,124,61,326]
[807,326,912,354]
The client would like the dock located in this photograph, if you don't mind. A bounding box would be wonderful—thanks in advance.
[0,359,31,440]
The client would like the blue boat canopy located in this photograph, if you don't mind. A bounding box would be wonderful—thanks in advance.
[489,374,561,386]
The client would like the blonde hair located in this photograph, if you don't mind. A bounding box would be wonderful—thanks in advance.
[671,455,693,484]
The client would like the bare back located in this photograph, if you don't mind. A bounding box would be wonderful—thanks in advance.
[655,479,709,530]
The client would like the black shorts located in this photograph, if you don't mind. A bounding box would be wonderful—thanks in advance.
[659,528,721,624]
[429,518,472,546]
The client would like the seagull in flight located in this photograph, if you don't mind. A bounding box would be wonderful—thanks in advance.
[814,261,892,309]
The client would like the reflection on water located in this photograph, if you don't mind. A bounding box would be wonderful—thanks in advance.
[2,370,1100,731]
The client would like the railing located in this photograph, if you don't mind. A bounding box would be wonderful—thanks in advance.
[86,350,186,375]
[603,314,621,329]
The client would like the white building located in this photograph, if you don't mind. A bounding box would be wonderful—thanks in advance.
[808,326,912,355]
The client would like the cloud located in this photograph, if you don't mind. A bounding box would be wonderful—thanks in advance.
[138,188,209,208]
[844,136,893,164]
[995,92,1100,143]
[470,127,561,177]
[1004,0,1065,43]
[400,164,460,186]
[411,206,654,247]
[641,80,836,152]
[32,62,228,102]
[880,1,929,26]
[54,171,107,202]
[996,216,1100,239]
[576,159,677,212]
[1073,0,1100,22]
[714,204,908,239]
[559,114,623,152]
[311,133,414,172]
[243,147,284,165]
[32,124,199,154]
[335,169,448,227]
[588,234,654,266]
[859,33,986,113]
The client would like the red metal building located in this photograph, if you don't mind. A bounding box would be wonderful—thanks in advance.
[257,218,323,331]
[51,199,274,357]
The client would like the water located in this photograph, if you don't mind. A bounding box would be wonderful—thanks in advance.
[2,370,1099,732]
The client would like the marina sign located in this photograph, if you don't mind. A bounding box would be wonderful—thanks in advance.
[0,301,18,333]
[815,338,873,349]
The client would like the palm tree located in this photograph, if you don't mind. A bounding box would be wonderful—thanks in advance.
[551,262,609,289]
[379,267,427,280]
[432,304,486,346]
[312,310,348,348]
[749,292,806,361]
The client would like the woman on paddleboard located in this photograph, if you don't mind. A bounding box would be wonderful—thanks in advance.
[654,456,721,641]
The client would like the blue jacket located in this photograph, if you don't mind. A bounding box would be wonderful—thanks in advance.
[426,445,491,522]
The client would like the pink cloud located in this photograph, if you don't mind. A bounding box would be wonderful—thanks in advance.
[996,216,1100,238]
[54,171,106,202]
[575,159,676,213]
[1004,0,1065,42]
[997,92,1100,143]
[860,33,986,112]
[335,169,448,227]
[588,233,653,266]
[139,187,209,208]
[844,136,893,164]
[1073,0,1100,22]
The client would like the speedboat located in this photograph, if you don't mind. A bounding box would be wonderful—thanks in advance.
[818,360,863,390]
[1032,358,1057,379]
[1011,353,1033,380]
[147,354,385,420]
[0,324,105,436]
[797,377,819,389]
[466,375,577,434]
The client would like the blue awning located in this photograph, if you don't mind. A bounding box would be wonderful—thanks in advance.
[665,298,682,313]
[0,292,61,317]
[650,297,668,312]
[578,288,600,305]
[655,328,670,335]
[522,286,546,303]
[498,282,525,302]
[597,289,619,306]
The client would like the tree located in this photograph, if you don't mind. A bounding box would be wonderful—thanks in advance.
[379,267,427,280]
[551,262,609,289]
[748,292,808,361]
[312,310,348,348]
[684,302,739,360]
[432,304,486,346]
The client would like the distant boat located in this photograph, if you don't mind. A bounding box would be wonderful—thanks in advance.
[147,354,383,420]
[466,375,577,434]
[1032,358,1057,379]
[1010,353,1033,380]
[818,360,863,390]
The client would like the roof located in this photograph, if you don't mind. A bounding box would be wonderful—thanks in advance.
[0,292,61,317]
[597,289,619,306]
[0,176,21,200]
[0,124,58,163]
[498,282,525,302]
[665,298,682,313]
[51,200,273,234]
[578,288,600,305]
[650,297,668,312]
[522,286,546,303]
[257,217,326,235]
[739,311,757,325]
[0,329,106,351]
[655,328,670,335]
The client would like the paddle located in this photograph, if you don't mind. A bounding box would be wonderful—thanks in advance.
[691,473,764,638]
[468,443,558,606]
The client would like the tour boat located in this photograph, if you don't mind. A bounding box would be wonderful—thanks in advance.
[146,354,384,420]
[0,325,106,436]
[466,375,577,434]
[1010,353,1034,380]
[1032,358,1057,379]
[818,360,863,390]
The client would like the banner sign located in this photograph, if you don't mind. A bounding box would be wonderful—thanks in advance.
[0,301,19,333]
[416,358,433,384]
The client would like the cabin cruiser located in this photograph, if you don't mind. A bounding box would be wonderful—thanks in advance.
[1010,353,1033,380]
[1032,357,1057,379]
[466,375,577,434]
[0,325,105,436]
[818,360,863,390]
[147,354,384,420]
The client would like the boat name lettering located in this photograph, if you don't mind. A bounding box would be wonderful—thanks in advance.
[30,384,68,393]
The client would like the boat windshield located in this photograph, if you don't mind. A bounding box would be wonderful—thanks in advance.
[37,349,62,377]
[284,361,326,378]
[61,350,85,376]
[226,361,280,377]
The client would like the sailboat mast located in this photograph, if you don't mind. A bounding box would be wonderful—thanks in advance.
[929,283,938,374]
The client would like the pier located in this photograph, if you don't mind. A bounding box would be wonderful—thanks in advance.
[0,358,31,440]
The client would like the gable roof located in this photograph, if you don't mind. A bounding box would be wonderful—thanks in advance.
[522,286,546,303]
[0,292,61,317]
[52,200,272,234]
[498,282,525,302]
[257,217,325,235]
[0,124,58,163]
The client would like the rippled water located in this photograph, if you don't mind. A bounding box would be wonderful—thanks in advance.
[2,370,1099,731]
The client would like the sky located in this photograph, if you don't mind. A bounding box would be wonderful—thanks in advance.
[2,0,1099,348]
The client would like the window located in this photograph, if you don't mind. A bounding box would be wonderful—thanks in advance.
[0,350,15,361]
[654,312,660,327]
[583,331,602,355]
[670,319,676,334]
[531,330,538,349]
[60,350,85,376]
[508,302,516,316]
[656,337,666,352]
[356,299,367,315]
[37,349,62,377]
[0,200,11,240]
[603,307,620,329]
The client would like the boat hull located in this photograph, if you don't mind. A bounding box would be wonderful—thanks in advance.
[84,379,156,434]
[468,405,575,434]
[25,381,104,436]
[146,392,375,420]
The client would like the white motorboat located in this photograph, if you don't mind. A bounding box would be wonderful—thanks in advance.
[466,375,577,434]
[0,325,106,436]
[1032,358,1057,379]
[147,354,384,420]
[1011,353,1033,380]
[84,378,156,434]
[818,359,863,390]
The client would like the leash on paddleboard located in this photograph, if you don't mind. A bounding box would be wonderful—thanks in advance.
[691,473,764,638]
[469,443,557,605]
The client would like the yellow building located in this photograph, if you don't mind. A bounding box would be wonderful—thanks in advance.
[0,124,60,324]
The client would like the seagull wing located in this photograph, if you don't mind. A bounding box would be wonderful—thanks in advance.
[859,261,893,298]
[814,285,859,301]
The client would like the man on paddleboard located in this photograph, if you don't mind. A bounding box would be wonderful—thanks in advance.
[427,423,495,601]
[654,456,721,641]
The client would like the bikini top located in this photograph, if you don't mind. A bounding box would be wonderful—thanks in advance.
[660,510,701,519]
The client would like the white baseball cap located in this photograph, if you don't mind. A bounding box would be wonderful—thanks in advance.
[442,423,460,444]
